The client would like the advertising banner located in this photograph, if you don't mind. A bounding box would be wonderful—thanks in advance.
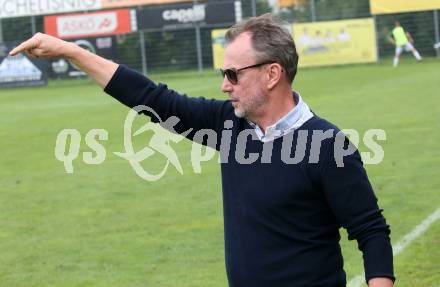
[211,29,227,69]
[278,0,304,8]
[0,0,194,19]
[0,0,101,19]
[370,0,440,15]
[101,0,191,9]
[293,18,377,67]
[44,9,132,39]
[0,42,47,88]
[137,1,237,30]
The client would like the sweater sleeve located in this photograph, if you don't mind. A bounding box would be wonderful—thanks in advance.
[319,135,395,284]
[103,65,233,147]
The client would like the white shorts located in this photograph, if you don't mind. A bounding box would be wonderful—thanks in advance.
[396,42,414,55]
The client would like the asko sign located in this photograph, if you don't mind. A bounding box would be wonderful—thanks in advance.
[44,9,131,39]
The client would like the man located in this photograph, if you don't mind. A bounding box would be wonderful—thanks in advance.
[10,14,394,287]
[388,21,422,67]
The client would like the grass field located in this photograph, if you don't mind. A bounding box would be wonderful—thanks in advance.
[1,58,439,286]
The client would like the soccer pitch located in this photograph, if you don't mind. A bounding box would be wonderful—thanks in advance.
[0,59,439,286]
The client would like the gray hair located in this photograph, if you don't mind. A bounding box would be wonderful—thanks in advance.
[225,13,299,84]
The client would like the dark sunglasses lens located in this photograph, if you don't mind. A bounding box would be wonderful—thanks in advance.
[220,69,238,84]
[225,69,238,84]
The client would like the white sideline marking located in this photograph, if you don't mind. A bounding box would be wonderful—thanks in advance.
[347,207,440,287]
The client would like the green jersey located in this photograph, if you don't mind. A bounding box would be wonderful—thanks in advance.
[391,26,409,46]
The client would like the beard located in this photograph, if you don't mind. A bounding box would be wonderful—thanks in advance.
[233,90,267,120]
[234,107,246,118]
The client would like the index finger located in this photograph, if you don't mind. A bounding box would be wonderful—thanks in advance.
[9,38,38,56]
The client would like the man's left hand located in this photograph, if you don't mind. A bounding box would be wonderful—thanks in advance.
[368,277,393,287]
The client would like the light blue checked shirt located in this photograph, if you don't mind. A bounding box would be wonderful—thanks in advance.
[248,92,314,142]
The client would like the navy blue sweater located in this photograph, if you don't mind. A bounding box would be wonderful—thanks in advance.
[104,66,394,286]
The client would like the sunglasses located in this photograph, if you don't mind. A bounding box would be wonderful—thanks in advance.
[220,61,273,85]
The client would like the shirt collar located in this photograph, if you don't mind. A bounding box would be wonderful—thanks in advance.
[248,91,314,142]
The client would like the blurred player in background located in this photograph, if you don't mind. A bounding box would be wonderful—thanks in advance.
[388,21,422,67]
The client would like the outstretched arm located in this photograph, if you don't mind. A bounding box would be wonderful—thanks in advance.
[387,35,395,45]
[406,32,414,44]
[9,33,118,88]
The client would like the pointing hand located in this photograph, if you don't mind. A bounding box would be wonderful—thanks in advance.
[9,33,73,59]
